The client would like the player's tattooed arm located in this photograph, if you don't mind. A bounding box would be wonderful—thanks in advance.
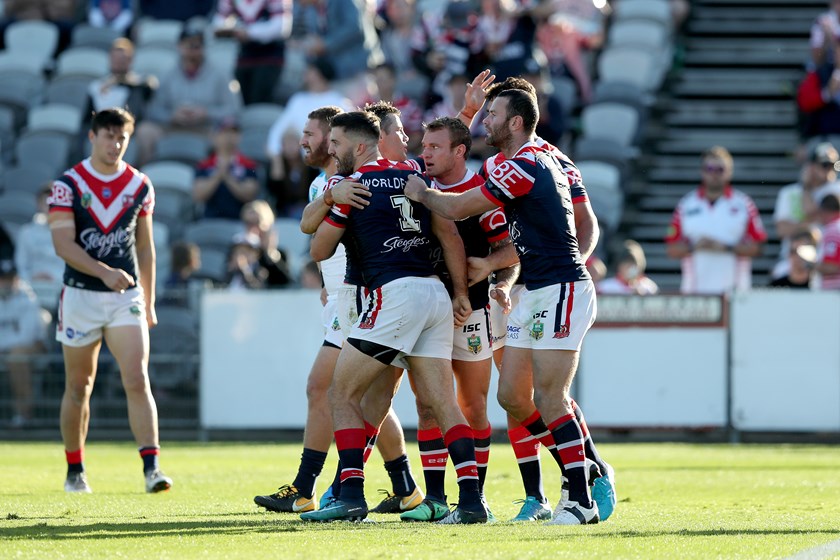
[574,199,600,261]
[467,238,519,285]
[405,175,496,221]
[432,214,472,326]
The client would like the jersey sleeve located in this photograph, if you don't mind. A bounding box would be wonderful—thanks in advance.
[743,197,767,242]
[479,208,509,244]
[325,203,351,228]
[47,178,74,213]
[482,159,536,206]
[563,162,588,203]
[139,179,155,217]
[664,206,683,243]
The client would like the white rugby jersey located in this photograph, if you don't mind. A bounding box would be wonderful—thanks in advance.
[816,217,840,290]
[309,171,346,294]
[666,186,767,294]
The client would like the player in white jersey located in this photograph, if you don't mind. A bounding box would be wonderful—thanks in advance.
[48,108,171,494]
[255,107,424,514]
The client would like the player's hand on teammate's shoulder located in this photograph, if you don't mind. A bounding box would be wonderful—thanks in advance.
[489,282,513,315]
[452,295,472,328]
[331,178,371,209]
[467,256,493,286]
[101,267,135,293]
[404,175,429,202]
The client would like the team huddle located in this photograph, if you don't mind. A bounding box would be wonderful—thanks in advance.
[47,70,615,525]
[255,73,616,525]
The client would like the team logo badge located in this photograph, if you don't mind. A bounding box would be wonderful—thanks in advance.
[553,325,570,339]
[331,317,341,331]
[129,305,141,316]
[358,319,375,330]
[81,192,92,208]
[530,319,544,340]
[102,187,112,199]
[467,335,482,354]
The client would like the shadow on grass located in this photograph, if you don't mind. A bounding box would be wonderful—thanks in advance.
[4,517,840,540]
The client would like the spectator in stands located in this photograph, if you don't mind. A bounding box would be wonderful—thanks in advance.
[477,0,541,81]
[412,0,485,107]
[291,0,383,90]
[13,186,66,296]
[768,229,818,289]
[598,240,659,295]
[815,192,840,289]
[376,0,427,101]
[773,142,840,278]
[267,127,318,217]
[0,0,78,52]
[265,58,352,180]
[88,0,133,35]
[135,27,243,166]
[298,259,322,290]
[86,38,157,122]
[193,117,260,220]
[226,232,268,290]
[163,241,202,306]
[212,0,292,105]
[364,63,423,153]
[586,253,607,285]
[665,146,768,294]
[810,0,840,67]
[138,0,215,21]
[0,255,48,428]
[533,0,606,105]
[240,200,292,287]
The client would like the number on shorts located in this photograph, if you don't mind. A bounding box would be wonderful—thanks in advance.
[391,195,421,232]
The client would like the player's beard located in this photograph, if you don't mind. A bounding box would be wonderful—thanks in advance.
[304,138,330,168]
[486,120,512,151]
[335,150,356,176]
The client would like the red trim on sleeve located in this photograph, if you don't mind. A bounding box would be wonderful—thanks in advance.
[324,216,345,228]
[572,195,588,204]
[486,231,509,244]
[480,184,505,207]
[49,207,74,213]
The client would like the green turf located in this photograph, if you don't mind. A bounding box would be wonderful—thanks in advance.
[1,441,839,559]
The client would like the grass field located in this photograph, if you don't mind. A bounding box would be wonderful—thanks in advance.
[2,441,840,559]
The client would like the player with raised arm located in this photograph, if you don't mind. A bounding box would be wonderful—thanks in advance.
[405,89,602,525]
[48,108,172,494]
[301,111,486,524]
[255,106,423,514]
[466,77,616,523]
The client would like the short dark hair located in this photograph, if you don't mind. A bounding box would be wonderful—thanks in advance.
[374,62,397,76]
[496,89,538,134]
[424,116,471,156]
[616,239,646,269]
[820,192,840,213]
[331,111,381,145]
[485,76,537,104]
[308,106,343,128]
[91,107,135,134]
[363,101,400,133]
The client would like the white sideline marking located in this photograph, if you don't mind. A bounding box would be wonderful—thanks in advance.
[783,538,840,560]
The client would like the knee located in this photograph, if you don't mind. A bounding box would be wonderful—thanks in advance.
[122,370,150,395]
[65,376,95,403]
[415,399,436,428]
[497,383,527,413]
[306,376,330,407]
[461,399,487,427]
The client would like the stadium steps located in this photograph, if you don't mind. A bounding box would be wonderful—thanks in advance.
[617,0,819,288]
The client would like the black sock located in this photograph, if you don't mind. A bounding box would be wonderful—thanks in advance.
[548,415,591,507]
[418,428,447,502]
[572,400,607,478]
[444,425,482,510]
[335,428,365,502]
[384,454,416,496]
[473,426,492,496]
[292,448,328,499]
[139,446,159,473]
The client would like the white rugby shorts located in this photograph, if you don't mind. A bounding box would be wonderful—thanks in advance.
[506,280,596,351]
[57,285,146,347]
[348,277,453,364]
[488,283,524,350]
[453,306,493,362]
[321,294,345,347]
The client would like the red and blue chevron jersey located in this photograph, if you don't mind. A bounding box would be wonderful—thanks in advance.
[430,169,509,309]
[480,141,589,289]
[326,159,436,291]
[48,159,154,292]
